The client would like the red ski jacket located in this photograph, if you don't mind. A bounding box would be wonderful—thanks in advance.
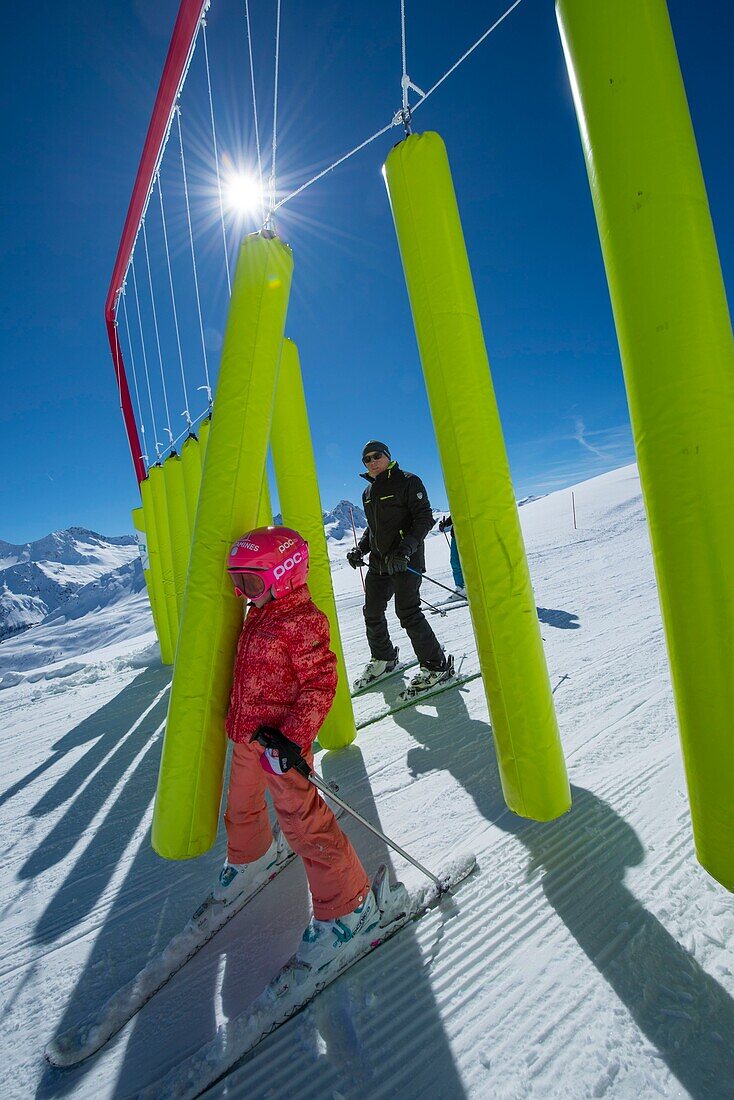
[225,584,337,750]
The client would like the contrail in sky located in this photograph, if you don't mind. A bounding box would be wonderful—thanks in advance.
[572,417,607,459]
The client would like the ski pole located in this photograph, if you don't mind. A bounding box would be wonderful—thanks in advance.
[255,728,445,890]
[307,770,445,890]
[407,566,465,601]
[420,594,447,617]
[349,554,445,615]
[349,506,365,593]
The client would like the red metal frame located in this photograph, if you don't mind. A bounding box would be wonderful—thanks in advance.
[105,0,209,485]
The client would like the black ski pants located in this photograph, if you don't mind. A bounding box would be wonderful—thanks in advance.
[363,569,445,671]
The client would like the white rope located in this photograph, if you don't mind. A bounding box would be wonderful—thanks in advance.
[400,0,408,114]
[129,259,162,461]
[273,0,523,214]
[157,175,192,429]
[272,120,395,214]
[168,405,211,454]
[412,0,524,114]
[268,0,281,224]
[175,105,213,408]
[142,220,174,447]
[398,0,424,131]
[245,0,265,222]
[202,16,231,297]
[119,289,149,468]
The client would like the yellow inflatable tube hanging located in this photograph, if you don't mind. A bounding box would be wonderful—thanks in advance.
[140,474,174,664]
[384,132,570,822]
[152,232,293,860]
[271,338,356,750]
[557,0,734,889]
[132,505,166,658]
[258,468,274,527]
[163,452,190,617]
[148,462,179,654]
[181,432,203,531]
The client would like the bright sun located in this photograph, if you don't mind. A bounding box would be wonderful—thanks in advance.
[223,171,264,219]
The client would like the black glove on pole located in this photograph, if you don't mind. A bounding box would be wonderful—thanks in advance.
[346,547,365,570]
[253,727,311,778]
[385,551,410,575]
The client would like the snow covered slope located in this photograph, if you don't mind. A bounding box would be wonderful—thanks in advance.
[1,464,732,1099]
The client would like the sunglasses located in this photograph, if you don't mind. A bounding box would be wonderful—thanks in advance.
[229,571,266,598]
[363,452,385,464]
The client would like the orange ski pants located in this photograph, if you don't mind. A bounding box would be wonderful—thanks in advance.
[224,739,370,920]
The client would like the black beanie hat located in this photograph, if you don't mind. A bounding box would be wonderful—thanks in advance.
[362,440,391,462]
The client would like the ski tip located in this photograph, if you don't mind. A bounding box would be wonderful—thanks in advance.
[438,851,477,894]
[44,1038,79,1068]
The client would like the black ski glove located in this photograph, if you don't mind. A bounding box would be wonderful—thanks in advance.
[347,547,365,569]
[252,726,311,778]
[385,550,410,575]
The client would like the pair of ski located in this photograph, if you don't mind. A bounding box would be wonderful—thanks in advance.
[430,594,468,615]
[350,654,418,699]
[46,823,475,1100]
[352,651,459,703]
[351,651,481,731]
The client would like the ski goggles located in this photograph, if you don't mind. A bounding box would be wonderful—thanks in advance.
[228,570,267,599]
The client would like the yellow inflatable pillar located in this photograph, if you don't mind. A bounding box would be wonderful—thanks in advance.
[271,339,356,750]
[384,132,570,821]
[181,433,202,531]
[163,452,190,617]
[132,505,165,656]
[557,0,734,889]
[148,463,179,655]
[152,232,293,859]
[198,415,211,459]
[257,469,274,526]
[140,475,174,664]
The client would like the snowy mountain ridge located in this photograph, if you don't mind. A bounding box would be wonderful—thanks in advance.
[272,499,367,541]
[0,528,141,642]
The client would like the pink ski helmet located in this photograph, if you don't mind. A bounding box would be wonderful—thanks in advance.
[227,526,309,600]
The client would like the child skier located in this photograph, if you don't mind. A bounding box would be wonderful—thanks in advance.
[217,524,377,969]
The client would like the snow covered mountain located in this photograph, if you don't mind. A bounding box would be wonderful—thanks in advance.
[322,499,367,540]
[272,499,367,541]
[0,527,141,642]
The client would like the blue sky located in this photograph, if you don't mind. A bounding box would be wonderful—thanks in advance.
[1,0,732,542]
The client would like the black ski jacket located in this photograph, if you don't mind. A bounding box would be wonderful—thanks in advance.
[356,462,435,574]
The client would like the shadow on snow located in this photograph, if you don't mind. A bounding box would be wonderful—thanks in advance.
[35,666,465,1100]
[392,688,734,1099]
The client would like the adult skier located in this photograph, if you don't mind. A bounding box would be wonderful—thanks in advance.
[347,440,453,693]
[220,525,378,968]
[438,514,466,597]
